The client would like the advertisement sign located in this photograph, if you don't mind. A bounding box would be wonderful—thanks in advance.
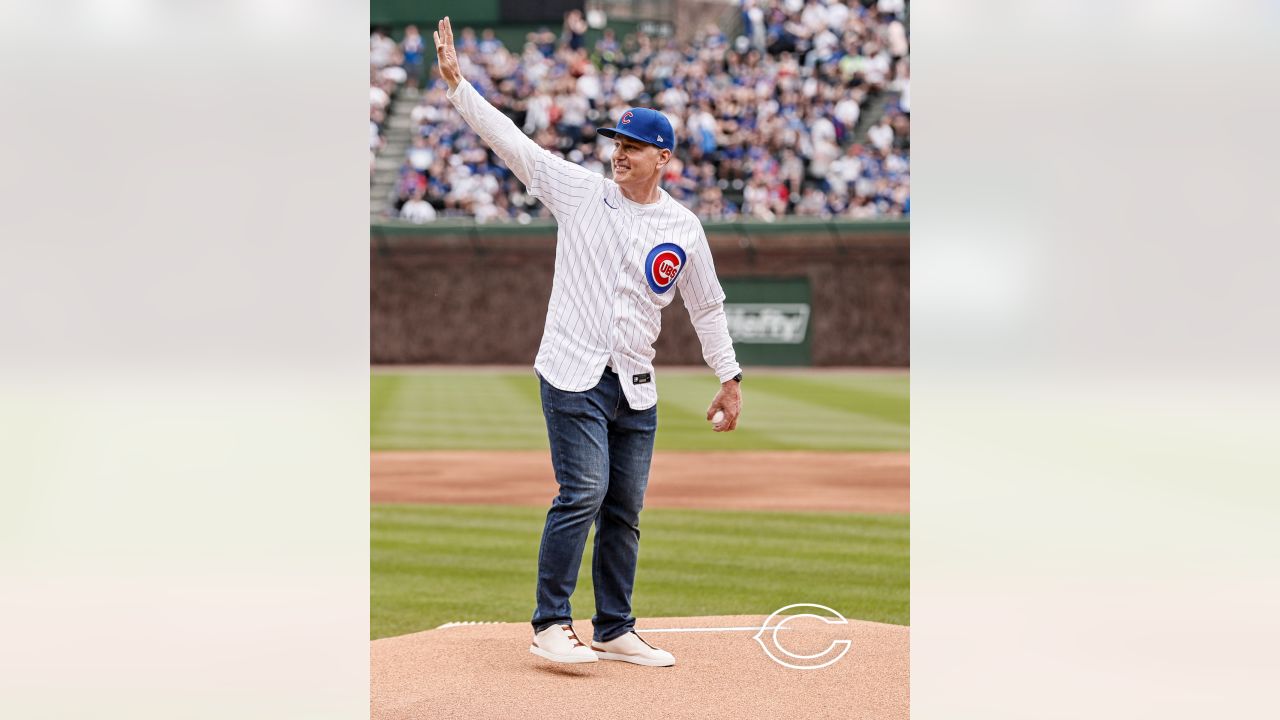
[721,278,813,366]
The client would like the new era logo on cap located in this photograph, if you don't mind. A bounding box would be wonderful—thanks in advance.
[597,107,675,151]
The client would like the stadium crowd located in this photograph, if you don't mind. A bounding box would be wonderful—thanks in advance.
[373,0,909,223]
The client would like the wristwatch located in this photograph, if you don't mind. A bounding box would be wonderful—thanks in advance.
[730,372,742,383]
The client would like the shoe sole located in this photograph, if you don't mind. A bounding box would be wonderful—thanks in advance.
[529,644,598,664]
[593,650,675,667]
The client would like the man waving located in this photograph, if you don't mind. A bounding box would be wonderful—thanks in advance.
[433,17,743,667]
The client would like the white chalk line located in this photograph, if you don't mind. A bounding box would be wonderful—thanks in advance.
[436,622,793,634]
[638,626,791,633]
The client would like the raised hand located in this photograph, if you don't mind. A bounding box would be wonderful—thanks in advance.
[433,16,462,91]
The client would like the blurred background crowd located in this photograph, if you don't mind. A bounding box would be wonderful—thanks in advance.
[371,0,909,223]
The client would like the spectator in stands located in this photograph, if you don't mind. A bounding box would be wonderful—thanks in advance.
[867,115,895,153]
[594,28,622,65]
[828,144,864,198]
[889,112,910,150]
[410,93,443,127]
[379,0,910,221]
[370,28,397,68]
[523,90,553,134]
[562,10,588,51]
[742,0,767,52]
[407,136,434,173]
[614,71,644,103]
[370,28,407,192]
[744,180,774,222]
[878,0,907,21]
[457,26,478,54]
[402,25,425,88]
[807,109,840,179]
[792,184,816,217]
[370,71,390,113]
[400,187,437,223]
[833,88,863,137]
[478,28,503,55]
[893,57,910,113]
[887,17,909,58]
[370,106,384,152]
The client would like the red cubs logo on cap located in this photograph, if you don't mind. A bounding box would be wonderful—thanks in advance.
[644,243,686,294]
[621,111,634,125]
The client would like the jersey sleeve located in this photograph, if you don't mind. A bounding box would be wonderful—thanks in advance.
[676,225,727,311]
[677,225,741,383]
[446,80,599,222]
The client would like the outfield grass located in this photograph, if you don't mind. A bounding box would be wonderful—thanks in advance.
[371,368,909,452]
[371,503,909,640]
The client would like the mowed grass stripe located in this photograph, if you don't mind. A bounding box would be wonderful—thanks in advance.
[501,371,545,409]
[371,504,908,639]
[372,369,909,452]
[372,372,547,450]
[746,375,910,427]
[655,373,907,451]
[787,372,910,398]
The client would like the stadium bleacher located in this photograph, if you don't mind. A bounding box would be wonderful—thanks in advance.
[371,1,909,223]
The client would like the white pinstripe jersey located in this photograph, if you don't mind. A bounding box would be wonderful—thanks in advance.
[448,80,740,410]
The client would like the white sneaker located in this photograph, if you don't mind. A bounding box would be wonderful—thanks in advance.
[591,631,675,667]
[529,623,598,664]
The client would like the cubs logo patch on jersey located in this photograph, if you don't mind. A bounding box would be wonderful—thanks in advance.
[645,243,686,294]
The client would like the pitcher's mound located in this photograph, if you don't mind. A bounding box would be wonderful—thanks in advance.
[372,614,908,719]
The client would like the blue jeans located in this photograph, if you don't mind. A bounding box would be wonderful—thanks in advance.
[532,367,658,642]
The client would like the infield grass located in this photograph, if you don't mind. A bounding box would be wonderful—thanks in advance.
[371,368,908,452]
[371,503,909,640]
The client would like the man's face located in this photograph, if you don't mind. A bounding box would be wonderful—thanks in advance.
[612,137,668,186]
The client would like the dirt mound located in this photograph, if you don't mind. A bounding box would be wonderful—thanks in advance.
[371,614,908,719]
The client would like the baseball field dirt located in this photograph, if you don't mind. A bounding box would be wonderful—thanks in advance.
[371,450,909,513]
[371,368,909,716]
[371,614,908,720]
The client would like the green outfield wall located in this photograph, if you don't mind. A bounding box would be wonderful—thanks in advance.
[372,0,501,27]
[370,218,908,367]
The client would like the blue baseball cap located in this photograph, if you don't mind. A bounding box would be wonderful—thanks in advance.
[597,108,675,151]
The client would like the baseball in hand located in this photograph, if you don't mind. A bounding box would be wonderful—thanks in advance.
[712,410,725,427]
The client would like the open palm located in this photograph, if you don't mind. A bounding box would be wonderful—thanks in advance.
[433,17,462,91]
